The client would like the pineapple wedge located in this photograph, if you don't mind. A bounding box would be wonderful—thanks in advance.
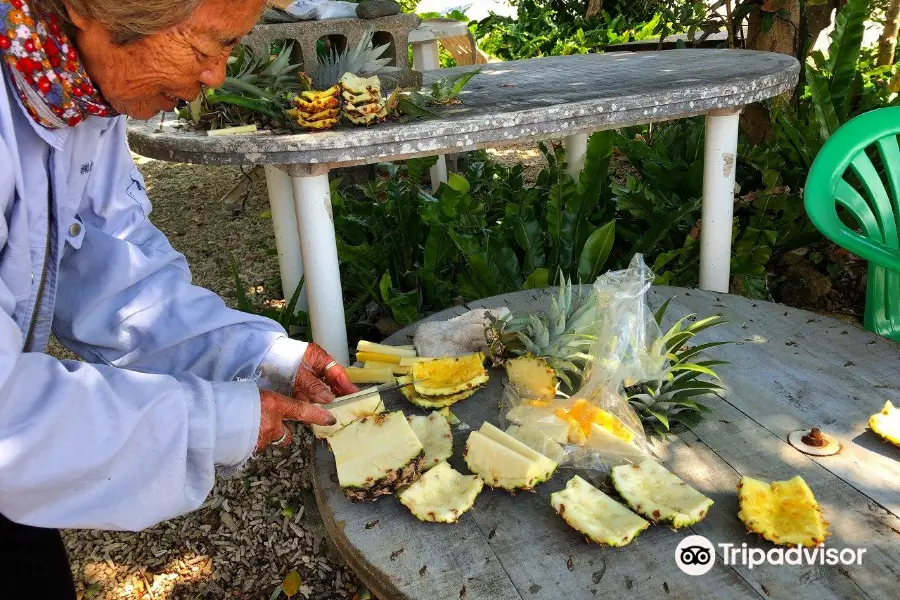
[610,460,713,528]
[346,367,394,384]
[398,375,479,409]
[412,353,489,397]
[356,340,416,358]
[738,476,829,547]
[311,387,384,439]
[506,425,567,463]
[551,476,649,546]
[408,412,453,470]
[506,404,570,444]
[356,351,401,364]
[505,356,557,400]
[464,422,558,490]
[398,461,483,523]
[869,401,900,446]
[364,361,411,376]
[583,423,644,461]
[567,399,634,443]
[328,412,424,501]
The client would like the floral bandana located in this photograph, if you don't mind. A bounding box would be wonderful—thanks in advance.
[0,0,115,128]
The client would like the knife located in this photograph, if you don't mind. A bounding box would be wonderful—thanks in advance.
[324,379,424,410]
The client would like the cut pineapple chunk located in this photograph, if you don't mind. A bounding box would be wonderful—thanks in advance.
[399,356,435,367]
[506,404,570,444]
[506,425,567,463]
[464,422,557,490]
[738,476,829,547]
[505,356,557,400]
[356,351,401,365]
[559,399,634,443]
[398,376,479,409]
[610,460,713,528]
[311,387,384,439]
[555,409,588,446]
[412,353,489,397]
[408,412,453,470]
[356,340,416,358]
[551,476,649,546]
[869,401,900,446]
[364,361,411,376]
[584,424,644,460]
[398,461,483,523]
[346,367,394,384]
[328,412,424,502]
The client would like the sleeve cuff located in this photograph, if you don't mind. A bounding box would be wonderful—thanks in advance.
[212,380,261,467]
[255,336,308,397]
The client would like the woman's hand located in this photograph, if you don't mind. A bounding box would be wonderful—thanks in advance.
[256,389,336,452]
[292,343,358,404]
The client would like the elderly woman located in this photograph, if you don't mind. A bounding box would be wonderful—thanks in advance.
[0,0,356,595]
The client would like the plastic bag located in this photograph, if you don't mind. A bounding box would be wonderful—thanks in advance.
[499,254,664,472]
[283,0,359,20]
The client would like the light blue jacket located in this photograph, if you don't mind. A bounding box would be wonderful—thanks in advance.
[0,68,308,530]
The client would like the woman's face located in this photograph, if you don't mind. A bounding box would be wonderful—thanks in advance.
[67,0,266,119]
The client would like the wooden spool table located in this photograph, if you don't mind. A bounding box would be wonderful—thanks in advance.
[312,287,900,600]
[127,50,798,366]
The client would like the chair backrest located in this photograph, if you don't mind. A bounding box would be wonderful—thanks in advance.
[804,106,900,271]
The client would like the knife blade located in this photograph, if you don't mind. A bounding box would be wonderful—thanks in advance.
[324,379,423,410]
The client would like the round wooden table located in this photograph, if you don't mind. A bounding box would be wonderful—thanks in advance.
[311,287,899,600]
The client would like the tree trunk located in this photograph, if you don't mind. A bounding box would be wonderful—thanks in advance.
[586,0,604,19]
[742,1,802,144]
[878,0,900,66]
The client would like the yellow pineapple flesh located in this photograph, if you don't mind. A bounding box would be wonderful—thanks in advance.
[869,401,900,446]
[557,399,634,443]
[505,356,557,400]
[398,376,479,409]
[411,353,489,397]
[737,476,829,547]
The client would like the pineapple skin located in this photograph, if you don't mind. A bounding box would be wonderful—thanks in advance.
[343,452,425,502]
[737,476,829,547]
[869,401,900,446]
[609,460,713,529]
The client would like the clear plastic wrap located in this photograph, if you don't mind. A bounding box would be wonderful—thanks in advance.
[500,255,664,472]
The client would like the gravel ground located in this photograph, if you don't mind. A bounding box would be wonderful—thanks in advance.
[59,145,548,600]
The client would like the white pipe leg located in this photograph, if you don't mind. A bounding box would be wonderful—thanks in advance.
[411,40,441,71]
[264,166,307,311]
[430,156,448,188]
[699,110,741,293]
[564,133,589,181]
[291,172,350,365]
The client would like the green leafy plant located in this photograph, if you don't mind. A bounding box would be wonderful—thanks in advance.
[229,257,310,336]
[625,298,729,437]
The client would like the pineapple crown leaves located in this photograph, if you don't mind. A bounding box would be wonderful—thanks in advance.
[312,28,399,91]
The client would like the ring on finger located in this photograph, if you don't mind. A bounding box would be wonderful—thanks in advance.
[323,360,340,373]
[271,426,290,447]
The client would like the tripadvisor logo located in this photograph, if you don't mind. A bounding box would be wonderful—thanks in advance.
[676,535,867,576]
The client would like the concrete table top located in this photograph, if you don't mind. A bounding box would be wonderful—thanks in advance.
[311,287,900,600]
[127,50,799,173]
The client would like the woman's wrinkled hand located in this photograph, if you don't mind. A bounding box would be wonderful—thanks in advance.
[256,389,336,452]
[293,343,358,404]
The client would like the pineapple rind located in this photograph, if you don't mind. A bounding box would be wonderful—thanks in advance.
[412,353,489,397]
[398,461,483,523]
[551,476,649,546]
[408,413,453,470]
[737,476,829,547]
[610,460,713,529]
[869,401,900,447]
[399,376,481,408]
[328,412,425,502]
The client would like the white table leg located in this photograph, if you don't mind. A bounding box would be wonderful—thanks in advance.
[564,133,589,180]
[699,109,741,293]
[264,166,307,311]
[411,41,447,188]
[290,171,350,366]
[430,156,448,188]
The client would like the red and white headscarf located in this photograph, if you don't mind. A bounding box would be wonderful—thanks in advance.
[0,0,115,128]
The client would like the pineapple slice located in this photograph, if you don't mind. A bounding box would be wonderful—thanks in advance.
[505,356,557,400]
[297,116,339,130]
[610,460,713,528]
[550,476,649,546]
[364,361,410,376]
[408,412,453,470]
[346,367,394,384]
[294,95,340,112]
[562,399,634,443]
[300,85,341,102]
[412,353,489,397]
[464,422,557,490]
[340,72,380,95]
[398,461,483,523]
[311,387,384,439]
[737,476,829,547]
[328,411,425,501]
[357,341,416,358]
[583,424,644,460]
[398,376,479,409]
[343,106,388,125]
[869,401,900,446]
[356,351,401,364]
[506,425,567,463]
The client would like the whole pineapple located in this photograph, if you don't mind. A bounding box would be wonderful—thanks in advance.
[486,273,597,391]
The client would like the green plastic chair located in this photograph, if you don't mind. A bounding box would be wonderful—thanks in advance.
[804,107,900,342]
